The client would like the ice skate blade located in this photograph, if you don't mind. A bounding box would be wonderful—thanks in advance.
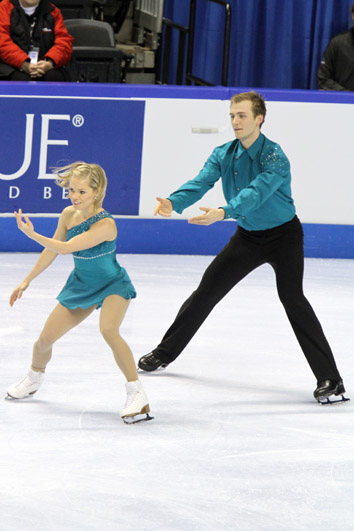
[318,394,350,405]
[5,391,37,400]
[137,365,168,373]
[123,413,154,424]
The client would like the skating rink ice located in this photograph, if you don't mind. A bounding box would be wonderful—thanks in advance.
[0,252,353,531]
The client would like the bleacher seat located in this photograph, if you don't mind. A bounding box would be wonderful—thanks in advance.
[65,19,123,83]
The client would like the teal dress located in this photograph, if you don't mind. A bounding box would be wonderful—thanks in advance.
[57,211,136,310]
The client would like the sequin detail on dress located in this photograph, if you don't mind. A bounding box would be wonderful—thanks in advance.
[68,210,111,237]
[73,249,116,260]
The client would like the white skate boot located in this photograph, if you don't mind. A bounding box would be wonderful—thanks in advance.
[7,369,44,399]
[120,380,153,424]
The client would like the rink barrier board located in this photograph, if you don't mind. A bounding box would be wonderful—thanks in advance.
[2,82,354,103]
[1,83,354,257]
[1,217,353,259]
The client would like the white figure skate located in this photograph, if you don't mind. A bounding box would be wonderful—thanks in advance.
[120,380,153,424]
[7,369,44,399]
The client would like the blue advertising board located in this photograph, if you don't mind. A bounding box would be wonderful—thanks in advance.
[1,83,353,258]
[0,97,145,215]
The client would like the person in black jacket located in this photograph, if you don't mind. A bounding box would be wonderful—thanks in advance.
[0,0,73,81]
[317,2,354,91]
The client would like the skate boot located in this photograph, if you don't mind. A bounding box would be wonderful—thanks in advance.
[313,379,349,405]
[7,369,44,399]
[138,352,169,372]
[120,380,153,424]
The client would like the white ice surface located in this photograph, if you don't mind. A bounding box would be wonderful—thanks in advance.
[0,253,354,531]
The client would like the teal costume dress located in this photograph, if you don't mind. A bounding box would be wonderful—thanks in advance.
[57,210,136,309]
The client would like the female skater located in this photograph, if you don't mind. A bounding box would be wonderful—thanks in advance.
[7,162,152,424]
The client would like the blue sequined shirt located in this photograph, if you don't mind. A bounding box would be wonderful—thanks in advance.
[167,133,296,231]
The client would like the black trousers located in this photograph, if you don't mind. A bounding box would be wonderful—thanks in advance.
[154,216,342,383]
[1,68,70,82]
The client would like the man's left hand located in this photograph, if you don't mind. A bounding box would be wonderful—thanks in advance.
[188,207,225,225]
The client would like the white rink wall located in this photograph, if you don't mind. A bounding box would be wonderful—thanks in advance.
[140,97,354,225]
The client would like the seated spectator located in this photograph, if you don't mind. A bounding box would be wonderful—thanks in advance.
[318,2,354,91]
[0,0,74,81]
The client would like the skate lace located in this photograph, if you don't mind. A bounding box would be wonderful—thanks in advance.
[15,373,41,389]
[16,375,32,388]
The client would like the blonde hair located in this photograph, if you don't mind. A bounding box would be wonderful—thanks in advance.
[54,162,107,206]
[230,90,266,126]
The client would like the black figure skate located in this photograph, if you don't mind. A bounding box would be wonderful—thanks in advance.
[138,352,169,372]
[313,380,350,405]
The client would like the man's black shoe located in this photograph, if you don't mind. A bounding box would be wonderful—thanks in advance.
[138,352,169,372]
[313,379,348,403]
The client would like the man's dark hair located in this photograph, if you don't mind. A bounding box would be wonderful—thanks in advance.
[351,2,354,14]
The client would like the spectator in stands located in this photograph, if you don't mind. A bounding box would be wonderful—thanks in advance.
[0,0,73,81]
[317,2,354,91]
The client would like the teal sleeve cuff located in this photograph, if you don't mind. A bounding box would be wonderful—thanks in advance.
[221,205,234,220]
[167,195,184,214]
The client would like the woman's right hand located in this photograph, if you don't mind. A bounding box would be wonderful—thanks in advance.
[14,209,35,238]
[154,197,173,217]
[9,281,29,307]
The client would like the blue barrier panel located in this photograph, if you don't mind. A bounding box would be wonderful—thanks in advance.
[1,81,354,103]
[0,95,144,215]
[1,217,354,259]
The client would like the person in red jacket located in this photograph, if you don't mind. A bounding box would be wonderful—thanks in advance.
[0,0,73,81]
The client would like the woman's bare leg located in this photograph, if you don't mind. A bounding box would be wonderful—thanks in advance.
[32,303,95,372]
[99,295,138,382]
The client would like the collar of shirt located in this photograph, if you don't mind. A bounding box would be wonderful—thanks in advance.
[19,1,38,16]
[236,133,264,161]
[236,142,245,158]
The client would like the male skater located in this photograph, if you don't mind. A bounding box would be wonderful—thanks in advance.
[139,91,347,404]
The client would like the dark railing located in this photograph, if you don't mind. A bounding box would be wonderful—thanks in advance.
[187,0,231,86]
[158,0,231,86]
[160,19,189,85]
